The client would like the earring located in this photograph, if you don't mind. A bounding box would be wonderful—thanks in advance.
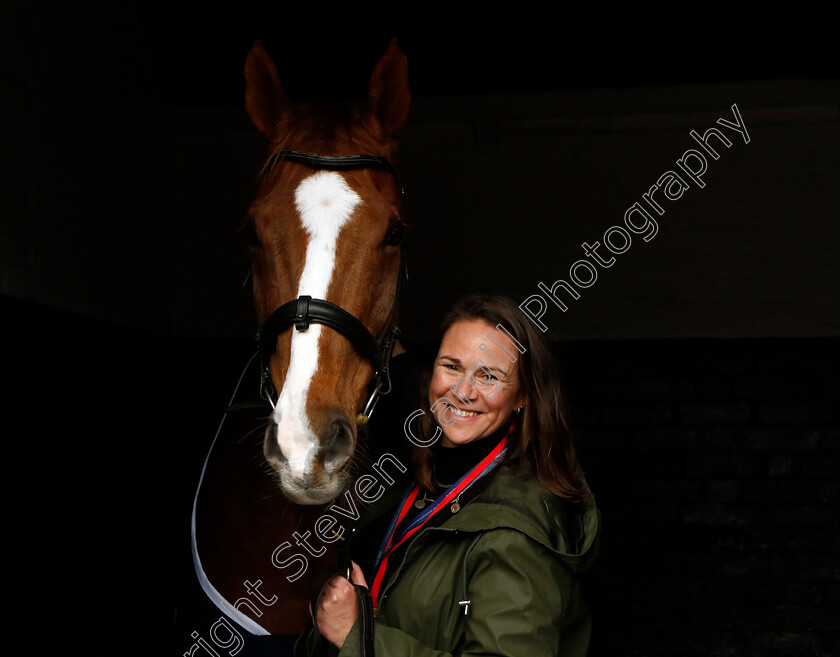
[516,406,523,413]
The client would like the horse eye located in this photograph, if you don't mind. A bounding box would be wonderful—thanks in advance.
[240,221,261,249]
[384,222,406,247]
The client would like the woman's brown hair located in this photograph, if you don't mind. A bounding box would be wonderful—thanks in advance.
[412,294,592,503]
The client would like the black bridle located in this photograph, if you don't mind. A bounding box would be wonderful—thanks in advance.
[256,149,407,424]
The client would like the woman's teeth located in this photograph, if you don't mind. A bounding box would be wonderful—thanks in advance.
[450,405,478,418]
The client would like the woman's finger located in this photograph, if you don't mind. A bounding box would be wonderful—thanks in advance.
[349,561,369,588]
[319,574,353,607]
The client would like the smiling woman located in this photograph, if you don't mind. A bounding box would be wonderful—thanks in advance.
[427,319,527,447]
[408,294,594,501]
[309,293,601,657]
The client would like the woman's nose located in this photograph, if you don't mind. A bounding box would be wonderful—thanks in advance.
[451,375,478,404]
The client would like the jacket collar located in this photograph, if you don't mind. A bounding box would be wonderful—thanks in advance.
[438,466,601,573]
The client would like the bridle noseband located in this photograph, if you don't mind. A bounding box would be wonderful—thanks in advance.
[256,149,407,424]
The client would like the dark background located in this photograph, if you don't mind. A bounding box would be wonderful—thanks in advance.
[3,3,838,656]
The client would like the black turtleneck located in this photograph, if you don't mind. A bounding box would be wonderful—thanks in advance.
[431,422,511,489]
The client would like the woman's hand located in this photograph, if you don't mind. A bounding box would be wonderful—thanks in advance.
[313,561,369,649]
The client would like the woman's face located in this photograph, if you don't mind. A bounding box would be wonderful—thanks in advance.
[428,319,526,447]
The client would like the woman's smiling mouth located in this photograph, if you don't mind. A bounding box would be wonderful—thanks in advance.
[448,403,481,418]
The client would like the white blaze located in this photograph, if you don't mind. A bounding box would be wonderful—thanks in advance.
[272,171,361,479]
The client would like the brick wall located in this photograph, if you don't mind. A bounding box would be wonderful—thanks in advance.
[557,338,839,657]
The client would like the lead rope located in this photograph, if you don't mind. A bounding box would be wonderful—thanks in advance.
[295,532,376,657]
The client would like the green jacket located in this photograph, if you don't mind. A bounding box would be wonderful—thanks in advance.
[337,465,601,657]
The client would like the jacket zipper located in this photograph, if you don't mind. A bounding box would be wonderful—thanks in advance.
[375,526,459,613]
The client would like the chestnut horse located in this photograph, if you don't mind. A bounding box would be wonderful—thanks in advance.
[190,39,410,639]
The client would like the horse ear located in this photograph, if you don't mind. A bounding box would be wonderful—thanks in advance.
[365,39,410,140]
[244,40,291,139]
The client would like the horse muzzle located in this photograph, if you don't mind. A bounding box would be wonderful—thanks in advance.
[263,410,356,504]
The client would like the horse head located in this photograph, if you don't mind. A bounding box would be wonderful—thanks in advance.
[242,40,410,505]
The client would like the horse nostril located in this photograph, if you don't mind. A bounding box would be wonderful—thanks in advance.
[323,417,354,471]
[263,422,286,464]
